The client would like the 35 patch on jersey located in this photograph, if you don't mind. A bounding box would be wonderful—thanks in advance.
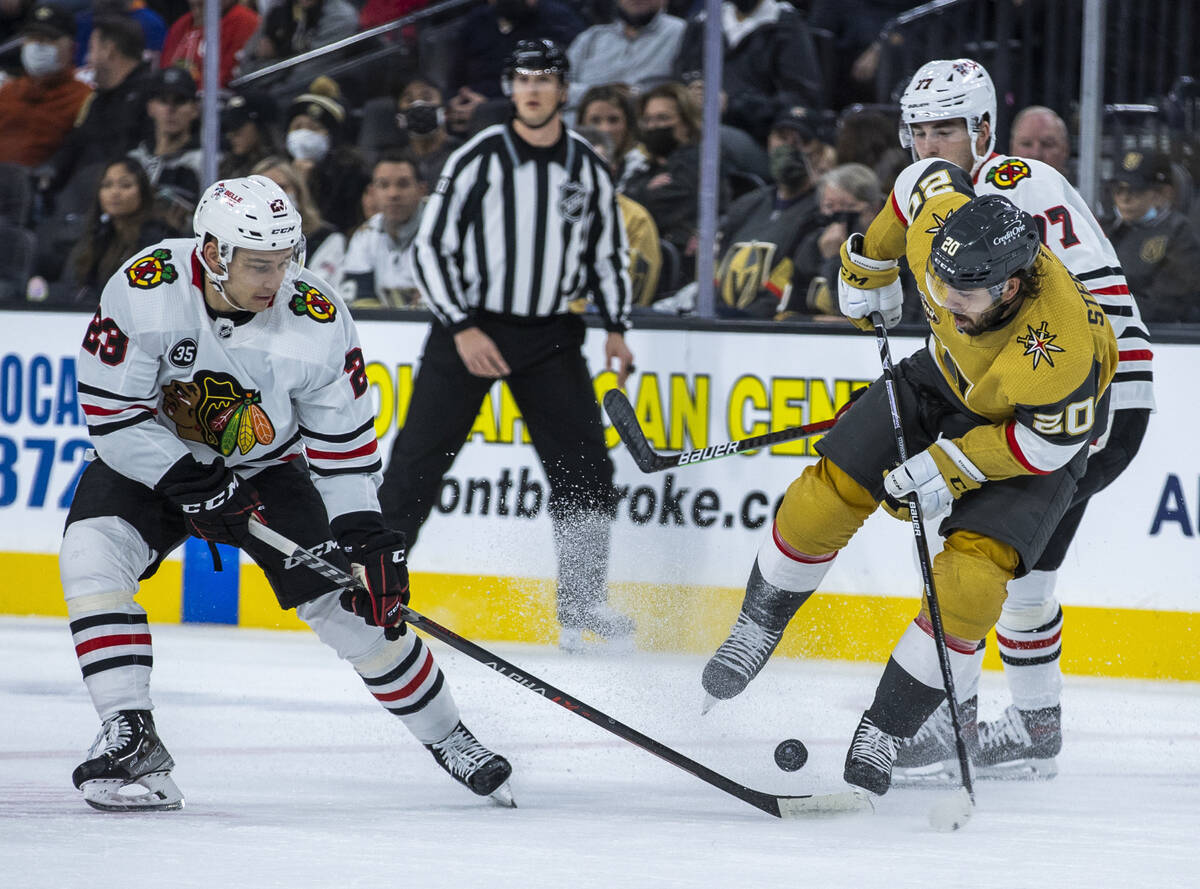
[289,281,337,323]
[985,159,1031,190]
[125,248,179,289]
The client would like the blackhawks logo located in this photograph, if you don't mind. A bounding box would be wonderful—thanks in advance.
[985,159,1031,190]
[1016,320,1065,370]
[161,371,276,457]
[125,249,178,289]
[289,281,337,323]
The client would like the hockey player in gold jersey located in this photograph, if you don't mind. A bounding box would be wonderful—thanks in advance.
[699,158,1118,796]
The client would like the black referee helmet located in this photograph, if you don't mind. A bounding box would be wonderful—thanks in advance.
[929,194,1041,293]
[502,39,570,96]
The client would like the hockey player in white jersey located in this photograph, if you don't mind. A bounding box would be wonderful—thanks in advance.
[886,58,1154,780]
[63,175,513,811]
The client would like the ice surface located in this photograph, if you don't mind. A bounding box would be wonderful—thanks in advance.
[2,616,1198,889]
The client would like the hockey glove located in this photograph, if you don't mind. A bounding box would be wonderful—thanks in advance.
[838,233,903,329]
[340,530,410,640]
[883,438,987,520]
[159,457,266,547]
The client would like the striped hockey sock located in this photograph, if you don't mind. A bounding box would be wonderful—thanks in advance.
[996,606,1064,711]
[69,608,154,719]
[356,632,458,744]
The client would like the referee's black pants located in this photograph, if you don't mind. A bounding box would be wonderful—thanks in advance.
[378,313,617,625]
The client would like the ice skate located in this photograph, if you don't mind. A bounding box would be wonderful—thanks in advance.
[700,611,784,712]
[974,704,1060,780]
[559,602,635,654]
[72,710,183,812]
[426,721,516,807]
[843,714,901,796]
[892,697,978,784]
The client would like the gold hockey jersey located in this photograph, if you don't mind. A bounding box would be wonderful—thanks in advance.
[860,159,1119,481]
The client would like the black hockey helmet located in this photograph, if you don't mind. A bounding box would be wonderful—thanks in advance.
[501,39,570,96]
[927,194,1041,298]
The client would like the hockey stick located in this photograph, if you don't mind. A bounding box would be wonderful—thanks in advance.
[247,520,871,820]
[602,388,836,473]
[870,312,975,830]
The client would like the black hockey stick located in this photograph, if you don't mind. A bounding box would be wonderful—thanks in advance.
[602,388,836,473]
[248,520,871,820]
[871,312,975,828]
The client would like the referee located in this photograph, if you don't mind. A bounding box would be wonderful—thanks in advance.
[379,39,637,652]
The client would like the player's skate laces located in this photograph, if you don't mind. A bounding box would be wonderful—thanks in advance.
[892,696,978,780]
[72,710,183,811]
[427,721,515,804]
[843,715,900,796]
[701,611,784,701]
[974,704,1060,779]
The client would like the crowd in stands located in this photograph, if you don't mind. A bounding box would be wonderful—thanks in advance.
[0,0,1198,323]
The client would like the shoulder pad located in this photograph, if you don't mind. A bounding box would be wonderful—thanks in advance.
[891,158,975,226]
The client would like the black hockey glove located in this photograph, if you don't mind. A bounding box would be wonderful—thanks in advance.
[340,529,409,640]
[158,457,266,547]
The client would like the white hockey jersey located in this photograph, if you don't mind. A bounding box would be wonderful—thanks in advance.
[973,154,1155,412]
[77,239,382,523]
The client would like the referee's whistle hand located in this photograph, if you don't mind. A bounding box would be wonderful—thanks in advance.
[454,327,511,378]
[605,332,635,388]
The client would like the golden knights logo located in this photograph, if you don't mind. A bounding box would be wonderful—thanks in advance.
[1016,321,1065,370]
[125,248,179,289]
[985,159,1032,190]
[289,281,337,323]
[717,241,778,310]
[162,372,276,456]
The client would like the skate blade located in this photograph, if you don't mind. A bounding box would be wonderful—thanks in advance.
[80,772,184,812]
[891,761,962,786]
[488,781,517,808]
[777,789,874,818]
[975,756,1058,781]
[559,631,635,655]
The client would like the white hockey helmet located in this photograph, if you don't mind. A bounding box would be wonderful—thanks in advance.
[899,58,997,174]
[193,175,306,293]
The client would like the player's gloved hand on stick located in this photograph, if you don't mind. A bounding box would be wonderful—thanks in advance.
[838,233,904,328]
[883,438,987,519]
[340,529,409,640]
[158,457,266,547]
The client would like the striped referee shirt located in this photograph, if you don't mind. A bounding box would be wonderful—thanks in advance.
[413,121,632,333]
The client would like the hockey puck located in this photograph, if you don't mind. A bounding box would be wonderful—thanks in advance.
[773,738,808,771]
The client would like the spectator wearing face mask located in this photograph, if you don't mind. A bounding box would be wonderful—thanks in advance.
[285,79,370,233]
[710,109,823,318]
[675,0,824,143]
[1104,149,1200,325]
[624,82,726,274]
[786,162,900,320]
[395,77,462,185]
[565,0,685,111]
[0,4,92,169]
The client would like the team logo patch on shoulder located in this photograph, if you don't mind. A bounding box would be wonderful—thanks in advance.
[289,281,337,323]
[558,180,588,223]
[1016,321,1065,369]
[125,249,178,289]
[985,159,1031,190]
[161,371,276,456]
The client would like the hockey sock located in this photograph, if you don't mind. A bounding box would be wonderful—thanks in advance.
[67,600,154,721]
[870,619,982,738]
[353,631,459,744]
[998,570,1063,711]
[742,521,835,630]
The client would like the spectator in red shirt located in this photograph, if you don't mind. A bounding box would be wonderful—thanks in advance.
[160,0,258,88]
[0,4,92,168]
